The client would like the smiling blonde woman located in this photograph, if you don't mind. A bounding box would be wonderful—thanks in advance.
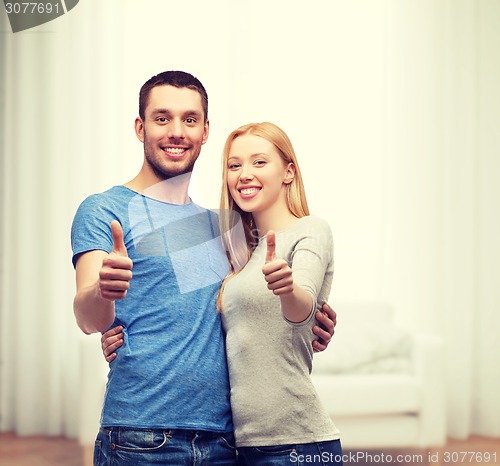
[218,122,342,466]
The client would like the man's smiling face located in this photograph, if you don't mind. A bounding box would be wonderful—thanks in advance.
[136,85,209,180]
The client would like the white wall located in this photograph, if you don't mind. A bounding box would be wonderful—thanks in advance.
[1,0,499,438]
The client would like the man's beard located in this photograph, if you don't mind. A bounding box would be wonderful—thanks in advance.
[146,152,196,180]
[143,137,198,180]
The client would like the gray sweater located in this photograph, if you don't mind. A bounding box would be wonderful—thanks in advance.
[221,215,340,447]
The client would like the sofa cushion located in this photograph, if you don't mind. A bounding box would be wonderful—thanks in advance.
[312,324,413,374]
[311,373,420,416]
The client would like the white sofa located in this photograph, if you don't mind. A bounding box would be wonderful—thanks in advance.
[311,302,447,449]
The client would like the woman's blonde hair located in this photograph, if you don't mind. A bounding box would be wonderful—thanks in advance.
[216,122,310,310]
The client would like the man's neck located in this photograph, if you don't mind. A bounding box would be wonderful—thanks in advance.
[125,172,192,205]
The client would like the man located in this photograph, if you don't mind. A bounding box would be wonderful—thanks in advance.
[72,71,336,465]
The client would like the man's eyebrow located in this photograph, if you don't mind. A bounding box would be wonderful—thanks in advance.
[150,108,170,116]
[183,110,203,117]
[150,109,202,118]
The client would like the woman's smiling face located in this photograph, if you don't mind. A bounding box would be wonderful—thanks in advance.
[226,134,294,214]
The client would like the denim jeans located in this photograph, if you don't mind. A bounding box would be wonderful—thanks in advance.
[238,439,342,466]
[93,427,238,465]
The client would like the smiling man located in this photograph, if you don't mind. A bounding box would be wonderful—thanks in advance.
[71,71,336,466]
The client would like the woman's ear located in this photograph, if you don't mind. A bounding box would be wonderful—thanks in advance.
[284,163,296,184]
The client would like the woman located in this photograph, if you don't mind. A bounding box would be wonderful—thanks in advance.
[216,122,341,465]
[102,122,342,465]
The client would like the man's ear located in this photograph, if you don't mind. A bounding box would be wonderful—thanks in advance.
[202,119,210,145]
[135,117,145,143]
[284,162,296,184]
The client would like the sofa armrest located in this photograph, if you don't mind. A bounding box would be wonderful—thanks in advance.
[413,333,446,447]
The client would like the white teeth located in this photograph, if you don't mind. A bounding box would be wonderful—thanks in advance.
[164,147,185,154]
[241,188,259,195]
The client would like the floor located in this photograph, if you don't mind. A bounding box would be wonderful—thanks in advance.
[0,432,498,466]
[0,432,82,466]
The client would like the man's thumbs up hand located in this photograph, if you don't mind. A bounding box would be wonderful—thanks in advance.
[111,220,128,257]
[99,221,133,301]
[262,231,294,295]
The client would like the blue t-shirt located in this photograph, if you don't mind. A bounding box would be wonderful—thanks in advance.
[71,185,233,431]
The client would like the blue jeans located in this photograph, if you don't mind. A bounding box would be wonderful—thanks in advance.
[93,427,238,465]
[238,439,342,466]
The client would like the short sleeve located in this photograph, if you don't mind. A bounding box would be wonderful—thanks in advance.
[71,194,116,268]
[289,216,334,309]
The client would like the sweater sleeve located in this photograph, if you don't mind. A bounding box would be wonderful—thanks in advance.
[289,216,334,311]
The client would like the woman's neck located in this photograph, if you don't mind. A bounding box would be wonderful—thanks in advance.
[253,205,299,238]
